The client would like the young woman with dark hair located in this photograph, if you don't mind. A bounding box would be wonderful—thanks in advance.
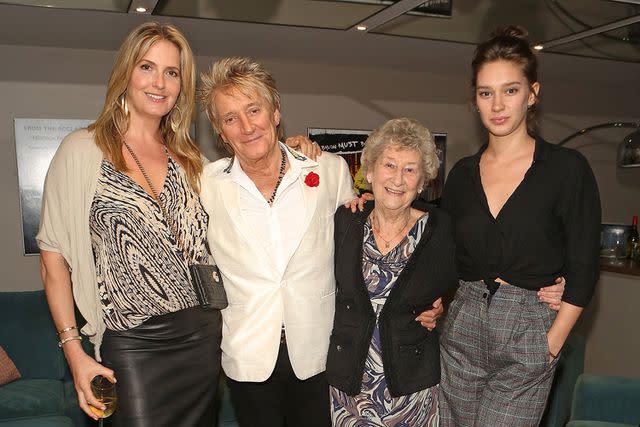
[438,26,601,426]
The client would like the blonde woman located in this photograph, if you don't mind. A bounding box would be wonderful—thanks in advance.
[38,22,220,426]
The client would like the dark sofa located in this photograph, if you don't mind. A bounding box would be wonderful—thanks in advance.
[0,291,95,427]
[1,290,582,427]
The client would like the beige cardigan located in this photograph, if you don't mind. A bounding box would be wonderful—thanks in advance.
[36,129,106,359]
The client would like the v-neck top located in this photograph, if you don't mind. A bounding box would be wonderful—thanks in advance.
[440,136,601,307]
[89,157,210,330]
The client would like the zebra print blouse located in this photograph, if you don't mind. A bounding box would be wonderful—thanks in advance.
[90,157,209,331]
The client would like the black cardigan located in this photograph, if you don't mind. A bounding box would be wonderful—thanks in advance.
[326,200,457,397]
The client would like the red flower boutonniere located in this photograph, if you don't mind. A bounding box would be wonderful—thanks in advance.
[304,171,320,187]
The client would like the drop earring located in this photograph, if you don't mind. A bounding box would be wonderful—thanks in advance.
[119,94,129,117]
[170,105,183,133]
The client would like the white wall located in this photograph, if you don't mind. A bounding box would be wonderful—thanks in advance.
[1,42,639,292]
[0,80,107,291]
[577,272,640,378]
[1,12,640,382]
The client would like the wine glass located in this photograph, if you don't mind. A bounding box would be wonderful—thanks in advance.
[612,232,628,260]
[90,375,117,426]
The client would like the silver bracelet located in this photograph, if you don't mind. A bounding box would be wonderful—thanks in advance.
[58,335,82,348]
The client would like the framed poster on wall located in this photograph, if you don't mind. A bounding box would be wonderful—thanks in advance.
[14,118,93,255]
[307,128,370,193]
[307,127,446,201]
[424,133,446,203]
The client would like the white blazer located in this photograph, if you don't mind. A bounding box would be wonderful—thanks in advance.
[200,148,354,382]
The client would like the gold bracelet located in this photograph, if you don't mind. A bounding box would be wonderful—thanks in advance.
[57,325,78,336]
[58,335,82,348]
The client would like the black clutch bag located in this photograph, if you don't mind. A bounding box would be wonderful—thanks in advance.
[189,264,228,310]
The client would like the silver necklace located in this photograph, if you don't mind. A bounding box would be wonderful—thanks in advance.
[371,211,410,249]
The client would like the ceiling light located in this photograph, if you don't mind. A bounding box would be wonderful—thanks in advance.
[127,1,158,14]
[356,25,367,31]
[557,122,640,168]
[618,128,640,168]
[533,44,544,51]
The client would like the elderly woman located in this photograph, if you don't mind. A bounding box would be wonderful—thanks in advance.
[197,57,355,427]
[326,118,457,426]
[37,22,221,426]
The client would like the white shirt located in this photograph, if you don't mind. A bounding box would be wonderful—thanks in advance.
[230,143,305,276]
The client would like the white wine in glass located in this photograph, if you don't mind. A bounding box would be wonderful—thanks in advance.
[90,375,117,426]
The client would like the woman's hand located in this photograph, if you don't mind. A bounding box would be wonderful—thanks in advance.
[547,326,566,363]
[65,345,116,420]
[284,135,322,160]
[546,301,583,363]
[415,297,444,331]
[344,192,375,213]
[538,276,565,311]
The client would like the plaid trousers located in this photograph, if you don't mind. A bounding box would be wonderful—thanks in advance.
[438,280,559,427]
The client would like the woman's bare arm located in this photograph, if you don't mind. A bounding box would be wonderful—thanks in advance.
[40,250,115,420]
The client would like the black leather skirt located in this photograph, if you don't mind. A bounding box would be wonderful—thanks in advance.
[101,306,222,427]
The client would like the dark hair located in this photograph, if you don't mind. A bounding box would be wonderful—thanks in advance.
[471,25,539,135]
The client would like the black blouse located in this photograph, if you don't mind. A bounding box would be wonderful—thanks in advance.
[440,136,601,307]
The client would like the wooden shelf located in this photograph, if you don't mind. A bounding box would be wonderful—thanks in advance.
[600,258,640,277]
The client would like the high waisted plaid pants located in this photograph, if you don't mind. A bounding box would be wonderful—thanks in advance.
[439,280,559,427]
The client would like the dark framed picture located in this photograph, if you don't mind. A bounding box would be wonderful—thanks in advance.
[424,133,447,203]
[307,127,369,179]
[14,118,93,255]
[307,127,446,201]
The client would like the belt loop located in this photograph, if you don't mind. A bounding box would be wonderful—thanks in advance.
[483,278,500,306]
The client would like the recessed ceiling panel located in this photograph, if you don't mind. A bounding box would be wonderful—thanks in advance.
[545,26,640,62]
[155,0,382,30]
[0,0,130,12]
[326,0,452,18]
[372,0,640,61]
[2,0,639,62]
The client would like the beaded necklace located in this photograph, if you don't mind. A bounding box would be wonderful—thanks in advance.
[267,146,287,206]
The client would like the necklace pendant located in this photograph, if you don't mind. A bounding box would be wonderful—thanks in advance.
[385,242,390,248]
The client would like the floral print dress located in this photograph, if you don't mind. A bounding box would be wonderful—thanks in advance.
[330,214,439,427]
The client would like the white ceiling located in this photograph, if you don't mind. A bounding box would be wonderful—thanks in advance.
[1,0,639,62]
[0,2,638,119]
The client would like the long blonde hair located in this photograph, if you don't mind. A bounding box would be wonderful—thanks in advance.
[88,21,202,190]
